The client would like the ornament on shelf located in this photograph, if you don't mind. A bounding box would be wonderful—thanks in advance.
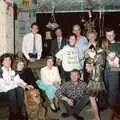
[23,0,30,7]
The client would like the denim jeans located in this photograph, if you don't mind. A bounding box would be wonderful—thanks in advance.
[63,95,89,115]
[7,87,24,115]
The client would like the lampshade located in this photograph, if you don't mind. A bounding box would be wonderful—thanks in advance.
[45,31,52,40]
[46,1,59,30]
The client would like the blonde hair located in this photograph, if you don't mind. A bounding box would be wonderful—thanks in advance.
[13,58,27,69]
[86,30,98,38]
[101,39,108,52]
[97,38,108,53]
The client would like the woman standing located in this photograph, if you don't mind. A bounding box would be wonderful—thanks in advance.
[85,39,108,120]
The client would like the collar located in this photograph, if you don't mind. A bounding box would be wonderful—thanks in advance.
[2,66,12,72]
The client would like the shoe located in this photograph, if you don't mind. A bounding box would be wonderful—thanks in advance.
[54,98,60,111]
[72,114,84,120]
[61,112,70,118]
[50,103,57,112]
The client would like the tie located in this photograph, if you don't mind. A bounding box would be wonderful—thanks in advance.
[57,37,61,49]
[33,34,36,54]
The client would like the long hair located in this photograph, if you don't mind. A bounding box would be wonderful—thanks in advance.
[97,37,108,53]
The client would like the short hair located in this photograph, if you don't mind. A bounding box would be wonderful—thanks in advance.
[86,29,98,37]
[0,53,13,64]
[105,27,115,33]
[54,27,62,32]
[47,56,54,61]
[70,69,81,77]
[67,33,77,40]
[31,22,39,28]
[72,24,81,30]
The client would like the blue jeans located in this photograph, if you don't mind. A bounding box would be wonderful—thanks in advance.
[63,95,89,115]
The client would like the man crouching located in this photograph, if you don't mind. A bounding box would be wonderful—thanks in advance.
[56,69,89,120]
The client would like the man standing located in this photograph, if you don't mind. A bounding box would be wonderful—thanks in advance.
[105,27,120,104]
[22,22,42,62]
[56,69,89,119]
[72,24,88,71]
[51,27,66,57]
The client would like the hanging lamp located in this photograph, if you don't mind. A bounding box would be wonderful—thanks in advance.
[46,1,59,30]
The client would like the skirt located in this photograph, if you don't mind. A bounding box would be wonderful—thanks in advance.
[36,80,57,102]
[86,80,106,97]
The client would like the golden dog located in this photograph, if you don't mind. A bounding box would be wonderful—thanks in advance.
[25,88,48,120]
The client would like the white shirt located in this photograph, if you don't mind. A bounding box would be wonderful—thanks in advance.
[0,67,27,93]
[22,32,42,60]
[56,45,80,72]
[40,66,61,85]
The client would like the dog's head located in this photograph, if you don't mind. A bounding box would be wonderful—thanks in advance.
[25,88,41,105]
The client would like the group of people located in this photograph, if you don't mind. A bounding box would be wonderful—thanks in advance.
[0,22,120,120]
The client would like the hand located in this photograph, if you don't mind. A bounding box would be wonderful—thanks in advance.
[66,98,74,107]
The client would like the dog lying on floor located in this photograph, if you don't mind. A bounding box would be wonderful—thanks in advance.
[25,88,48,120]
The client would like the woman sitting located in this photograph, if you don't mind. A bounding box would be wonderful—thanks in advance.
[36,56,61,112]
[13,58,37,88]
[0,53,33,120]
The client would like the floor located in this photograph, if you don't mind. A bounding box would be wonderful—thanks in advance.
[0,98,113,120]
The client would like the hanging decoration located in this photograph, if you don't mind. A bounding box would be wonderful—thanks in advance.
[46,1,59,30]
[23,0,30,7]
[99,8,105,37]
[83,10,95,33]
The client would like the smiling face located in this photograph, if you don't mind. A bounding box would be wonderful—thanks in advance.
[87,33,97,43]
[2,57,12,69]
[70,71,80,82]
[47,59,54,69]
[68,35,76,46]
[105,30,115,42]
[72,25,81,37]
[17,61,24,71]
[55,28,62,37]
[31,25,39,34]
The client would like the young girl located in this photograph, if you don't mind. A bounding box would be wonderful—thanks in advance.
[85,39,108,120]
[13,58,37,88]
